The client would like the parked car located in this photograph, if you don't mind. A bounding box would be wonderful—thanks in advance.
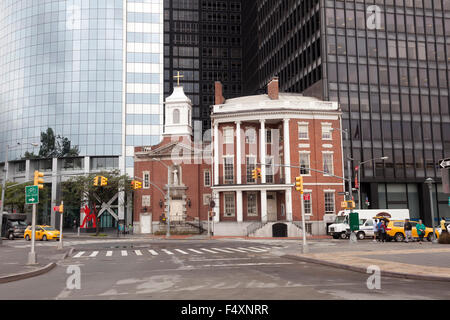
[1,213,27,240]
[385,220,440,242]
[24,225,60,241]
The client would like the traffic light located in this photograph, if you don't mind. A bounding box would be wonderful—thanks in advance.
[100,176,108,186]
[131,180,142,190]
[93,176,99,186]
[59,202,64,213]
[295,176,303,193]
[34,170,44,189]
[252,169,258,180]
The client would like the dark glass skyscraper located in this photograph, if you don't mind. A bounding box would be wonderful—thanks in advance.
[163,0,243,136]
[243,0,450,223]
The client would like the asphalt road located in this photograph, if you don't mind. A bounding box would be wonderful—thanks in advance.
[1,240,449,300]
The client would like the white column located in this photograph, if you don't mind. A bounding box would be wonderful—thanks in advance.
[213,191,220,222]
[236,190,243,222]
[286,189,293,222]
[236,121,242,184]
[51,158,59,227]
[260,120,266,184]
[261,189,267,223]
[283,118,291,184]
[214,122,219,186]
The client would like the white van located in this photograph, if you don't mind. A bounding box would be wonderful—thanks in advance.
[328,209,410,240]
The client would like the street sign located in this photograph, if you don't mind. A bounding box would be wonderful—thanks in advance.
[338,192,348,196]
[439,158,450,169]
[25,186,39,204]
[349,212,359,232]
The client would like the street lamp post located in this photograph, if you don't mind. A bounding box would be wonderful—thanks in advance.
[153,158,171,237]
[357,157,388,209]
[0,142,38,246]
[425,178,438,244]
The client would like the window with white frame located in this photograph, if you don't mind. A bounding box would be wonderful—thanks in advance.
[265,156,274,183]
[266,129,272,144]
[223,156,234,184]
[247,192,258,216]
[298,123,309,139]
[246,156,256,183]
[299,152,310,175]
[224,193,235,217]
[304,192,312,215]
[143,172,150,189]
[204,170,211,187]
[323,152,334,175]
[203,194,211,206]
[223,127,234,144]
[142,195,150,207]
[324,191,335,214]
[322,123,332,140]
[245,128,256,144]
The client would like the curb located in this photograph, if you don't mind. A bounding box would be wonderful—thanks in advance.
[282,254,450,282]
[0,262,56,284]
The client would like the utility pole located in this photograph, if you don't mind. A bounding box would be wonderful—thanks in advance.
[0,146,9,246]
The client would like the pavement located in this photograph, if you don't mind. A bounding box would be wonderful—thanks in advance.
[277,239,450,282]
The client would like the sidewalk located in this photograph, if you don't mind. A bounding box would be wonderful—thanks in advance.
[0,242,72,283]
[279,240,450,282]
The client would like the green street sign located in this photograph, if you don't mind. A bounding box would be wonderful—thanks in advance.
[25,185,39,204]
[349,212,360,232]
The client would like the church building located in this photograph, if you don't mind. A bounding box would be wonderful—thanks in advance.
[133,78,345,236]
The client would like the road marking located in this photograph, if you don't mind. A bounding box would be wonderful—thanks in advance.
[73,251,85,258]
[89,251,99,257]
[175,249,189,255]
[249,246,269,252]
[224,247,247,253]
[202,262,293,267]
[162,249,174,255]
[188,248,204,254]
[200,248,219,254]
[106,251,113,257]
[238,247,265,253]
[121,250,128,256]
[148,250,159,255]
[135,250,143,256]
[211,247,235,253]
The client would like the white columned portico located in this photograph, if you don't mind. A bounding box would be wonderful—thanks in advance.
[214,122,219,186]
[236,190,243,222]
[283,119,293,221]
[261,189,267,223]
[260,119,266,183]
[236,121,242,184]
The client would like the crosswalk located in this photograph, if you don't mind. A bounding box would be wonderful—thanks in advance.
[71,246,271,259]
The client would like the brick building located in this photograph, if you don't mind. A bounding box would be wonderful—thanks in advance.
[133,79,345,236]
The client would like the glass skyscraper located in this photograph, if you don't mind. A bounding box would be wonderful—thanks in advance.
[243,0,450,224]
[0,0,164,226]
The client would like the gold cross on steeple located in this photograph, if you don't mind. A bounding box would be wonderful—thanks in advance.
[173,71,184,86]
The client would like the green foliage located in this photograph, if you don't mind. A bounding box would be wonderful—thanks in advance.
[23,128,80,159]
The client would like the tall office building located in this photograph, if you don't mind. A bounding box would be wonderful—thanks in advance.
[0,0,164,227]
[243,0,450,223]
[163,0,243,137]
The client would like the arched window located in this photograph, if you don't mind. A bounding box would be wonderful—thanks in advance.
[173,109,180,124]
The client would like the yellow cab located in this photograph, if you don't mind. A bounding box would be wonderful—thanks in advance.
[24,225,60,241]
[375,217,440,242]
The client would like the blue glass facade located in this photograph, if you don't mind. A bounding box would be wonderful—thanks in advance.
[0,0,124,161]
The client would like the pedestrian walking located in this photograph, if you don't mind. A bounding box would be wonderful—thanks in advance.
[373,219,378,242]
[404,218,413,242]
[73,219,77,232]
[128,223,133,235]
[440,218,448,235]
[416,219,426,243]
[378,220,387,242]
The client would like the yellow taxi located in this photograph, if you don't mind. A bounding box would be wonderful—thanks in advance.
[384,219,439,242]
[24,225,60,241]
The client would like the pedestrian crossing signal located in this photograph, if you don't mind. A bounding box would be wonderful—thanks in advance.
[295,176,303,193]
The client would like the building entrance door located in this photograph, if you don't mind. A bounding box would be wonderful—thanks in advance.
[169,200,184,222]
[267,192,277,222]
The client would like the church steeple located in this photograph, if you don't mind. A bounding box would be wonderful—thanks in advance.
[163,79,193,137]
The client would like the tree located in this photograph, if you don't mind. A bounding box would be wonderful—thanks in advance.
[23,128,80,159]
[61,170,133,235]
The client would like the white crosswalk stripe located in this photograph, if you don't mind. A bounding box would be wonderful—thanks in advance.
[162,249,174,255]
[200,248,219,254]
[175,249,188,255]
[135,250,143,256]
[248,246,268,252]
[148,249,159,255]
[237,247,265,253]
[211,248,235,253]
[121,250,128,256]
[224,247,247,253]
[188,248,204,254]
[73,251,85,258]
[89,251,99,257]
[106,251,113,257]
